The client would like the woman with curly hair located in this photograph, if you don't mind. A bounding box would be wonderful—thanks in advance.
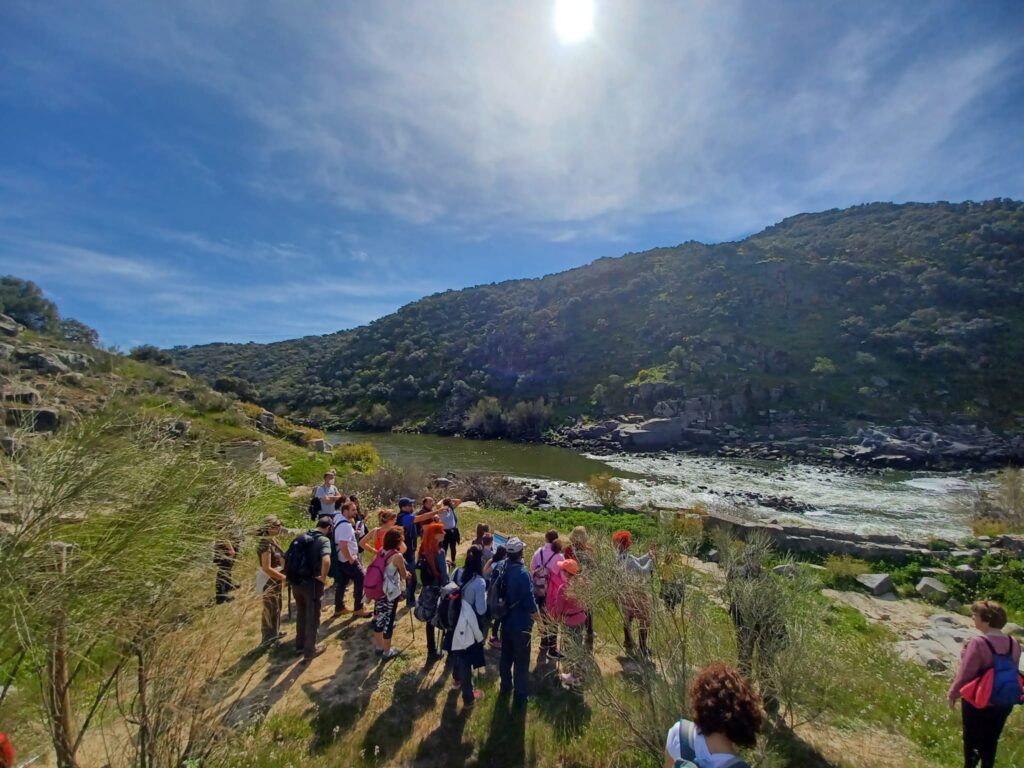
[664,663,762,768]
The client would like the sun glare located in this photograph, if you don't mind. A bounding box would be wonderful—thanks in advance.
[554,0,594,45]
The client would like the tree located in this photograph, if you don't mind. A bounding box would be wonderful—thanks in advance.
[213,375,259,402]
[365,403,393,429]
[129,345,174,367]
[58,318,99,346]
[505,398,552,438]
[463,397,504,437]
[810,356,838,375]
[0,275,59,332]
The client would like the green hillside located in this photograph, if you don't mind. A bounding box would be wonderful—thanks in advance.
[171,200,1024,435]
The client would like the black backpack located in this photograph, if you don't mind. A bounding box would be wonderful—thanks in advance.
[487,562,510,620]
[308,494,322,521]
[284,532,322,585]
[433,581,462,631]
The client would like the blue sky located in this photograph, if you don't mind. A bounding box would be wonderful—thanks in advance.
[1,1,1022,348]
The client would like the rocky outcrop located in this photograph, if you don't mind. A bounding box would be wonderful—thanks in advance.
[0,314,20,337]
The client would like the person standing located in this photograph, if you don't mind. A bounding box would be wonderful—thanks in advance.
[948,600,1022,768]
[613,530,654,657]
[360,509,401,555]
[290,515,333,662]
[484,545,508,648]
[397,497,438,608]
[256,515,286,646]
[564,526,595,643]
[548,559,589,688]
[438,497,462,563]
[370,528,410,660]
[530,531,564,657]
[498,537,539,706]
[450,546,488,706]
[314,471,343,518]
[333,501,369,617]
[417,522,449,660]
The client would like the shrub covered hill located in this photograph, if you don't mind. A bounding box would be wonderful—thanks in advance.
[172,200,1024,440]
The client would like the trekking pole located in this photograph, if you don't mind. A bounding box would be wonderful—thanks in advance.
[287,583,292,621]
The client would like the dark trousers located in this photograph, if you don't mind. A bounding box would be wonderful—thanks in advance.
[293,580,324,658]
[537,593,557,651]
[334,562,365,611]
[426,624,440,657]
[499,628,532,703]
[214,558,236,604]
[261,581,282,644]
[962,700,1012,768]
[452,651,475,704]
[442,529,459,562]
[405,558,417,607]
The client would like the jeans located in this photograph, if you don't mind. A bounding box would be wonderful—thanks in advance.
[293,579,324,658]
[334,561,365,611]
[499,628,532,703]
[452,651,475,703]
[962,700,1012,768]
[214,558,236,604]
[261,580,282,644]
[442,528,460,562]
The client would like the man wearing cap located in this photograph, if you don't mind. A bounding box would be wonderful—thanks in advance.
[499,537,539,705]
[396,497,438,608]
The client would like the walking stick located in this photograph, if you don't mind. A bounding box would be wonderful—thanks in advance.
[287,583,292,621]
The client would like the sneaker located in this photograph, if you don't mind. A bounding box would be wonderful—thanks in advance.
[352,607,371,618]
[334,607,353,617]
[488,637,502,649]
[382,648,403,660]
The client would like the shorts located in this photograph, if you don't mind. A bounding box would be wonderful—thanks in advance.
[373,598,399,639]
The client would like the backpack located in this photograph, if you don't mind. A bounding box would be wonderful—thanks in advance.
[433,581,463,631]
[308,493,321,521]
[532,550,557,597]
[487,562,510,620]
[283,532,322,585]
[672,720,750,768]
[415,585,441,622]
[985,637,1023,708]
[365,548,398,601]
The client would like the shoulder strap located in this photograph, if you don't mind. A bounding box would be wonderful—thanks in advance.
[543,551,556,568]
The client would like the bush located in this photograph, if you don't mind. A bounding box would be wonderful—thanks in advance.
[822,555,870,589]
[587,472,625,509]
[331,443,380,473]
[0,275,58,332]
[348,462,432,508]
[462,397,504,437]
[451,472,525,509]
[504,398,552,438]
[955,468,1024,534]
[129,344,174,367]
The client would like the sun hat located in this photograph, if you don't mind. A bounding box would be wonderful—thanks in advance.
[505,536,525,554]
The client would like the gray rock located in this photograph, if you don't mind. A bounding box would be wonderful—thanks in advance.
[2,386,40,405]
[170,420,191,437]
[59,372,85,386]
[707,549,720,563]
[0,314,19,337]
[54,350,92,371]
[15,349,70,375]
[1,435,20,454]
[916,577,950,602]
[169,369,191,378]
[772,563,799,578]
[312,438,332,453]
[897,639,949,671]
[856,573,894,596]
[944,598,963,611]
[5,407,61,432]
[1004,623,1024,638]
[256,411,277,431]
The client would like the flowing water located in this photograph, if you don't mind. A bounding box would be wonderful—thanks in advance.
[328,430,983,539]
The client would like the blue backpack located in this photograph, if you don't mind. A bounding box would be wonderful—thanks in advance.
[672,720,750,768]
[985,637,1023,708]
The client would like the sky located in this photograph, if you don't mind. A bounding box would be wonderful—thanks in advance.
[1,1,1022,349]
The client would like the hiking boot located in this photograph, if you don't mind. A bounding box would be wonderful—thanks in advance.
[352,607,371,618]
[333,607,353,617]
[302,643,327,662]
[488,636,502,649]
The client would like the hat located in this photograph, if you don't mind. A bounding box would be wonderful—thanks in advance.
[398,497,415,507]
[557,559,579,576]
[505,537,525,554]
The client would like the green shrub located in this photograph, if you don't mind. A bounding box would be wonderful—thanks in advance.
[587,473,625,509]
[331,443,380,473]
[821,555,870,589]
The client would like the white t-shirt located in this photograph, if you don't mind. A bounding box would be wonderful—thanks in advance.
[315,484,339,513]
[666,720,740,767]
[334,518,359,563]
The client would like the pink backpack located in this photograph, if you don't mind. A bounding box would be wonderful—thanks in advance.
[364,548,397,601]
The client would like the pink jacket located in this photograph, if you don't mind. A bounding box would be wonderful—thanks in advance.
[948,633,1021,701]
[548,569,587,627]
[531,544,564,575]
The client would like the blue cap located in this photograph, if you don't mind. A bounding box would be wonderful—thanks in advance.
[398,497,415,507]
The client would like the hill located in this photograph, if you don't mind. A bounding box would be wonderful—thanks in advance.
[171,200,1024,436]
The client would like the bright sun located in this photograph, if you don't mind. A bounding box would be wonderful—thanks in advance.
[553,0,594,45]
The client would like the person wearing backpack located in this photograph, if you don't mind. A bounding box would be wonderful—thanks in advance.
[948,600,1022,768]
[285,515,333,661]
[367,528,410,660]
[438,497,462,562]
[449,545,488,706]
[484,545,508,648]
[548,559,589,689]
[498,537,539,706]
[416,522,449,660]
[564,526,595,644]
[397,497,439,609]
[332,501,369,618]
[664,663,762,768]
[614,529,655,658]
[530,531,564,657]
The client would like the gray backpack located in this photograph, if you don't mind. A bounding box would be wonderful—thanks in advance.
[673,720,750,768]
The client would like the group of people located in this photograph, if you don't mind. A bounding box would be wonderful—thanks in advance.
[247,469,1022,765]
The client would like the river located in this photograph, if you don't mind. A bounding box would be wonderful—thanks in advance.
[327,430,982,539]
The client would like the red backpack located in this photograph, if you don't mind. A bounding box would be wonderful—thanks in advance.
[364,548,397,601]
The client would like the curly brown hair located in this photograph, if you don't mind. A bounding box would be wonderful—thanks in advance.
[382,528,404,551]
[690,663,762,748]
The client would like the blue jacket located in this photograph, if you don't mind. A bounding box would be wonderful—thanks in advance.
[502,559,538,634]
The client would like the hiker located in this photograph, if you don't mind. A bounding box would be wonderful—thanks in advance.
[564,526,595,642]
[613,530,654,657]
[332,501,369,618]
[416,522,449,660]
[350,495,367,551]
[398,497,438,608]
[548,558,589,688]
[497,537,539,705]
[256,515,286,646]
[472,523,491,547]
[367,528,410,660]
[359,509,401,554]
[213,519,243,604]
[438,497,462,562]
[480,532,495,565]
[449,545,488,706]
[484,544,508,648]
[664,663,762,768]
[948,600,1022,768]
[312,471,342,520]
[287,514,333,661]
[531,530,565,656]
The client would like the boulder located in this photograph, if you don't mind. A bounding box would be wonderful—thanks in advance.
[54,351,92,371]
[897,639,949,671]
[772,563,799,578]
[59,372,85,386]
[169,369,190,378]
[0,314,19,337]
[15,349,70,375]
[706,549,720,563]
[916,577,950,603]
[170,419,191,437]
[256,411,277,431]
[312,438,332,453]
[856,573,894,596]
[5,407,61,432]
[1,386,40,405]
[1004,622,1024,638]
[944,598,963,611]
[457,501,481,511]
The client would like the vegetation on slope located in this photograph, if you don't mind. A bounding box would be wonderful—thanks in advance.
[169,200,1024,435]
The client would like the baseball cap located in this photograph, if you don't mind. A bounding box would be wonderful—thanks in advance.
[398,497,415,507]
[505,537,525,554]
